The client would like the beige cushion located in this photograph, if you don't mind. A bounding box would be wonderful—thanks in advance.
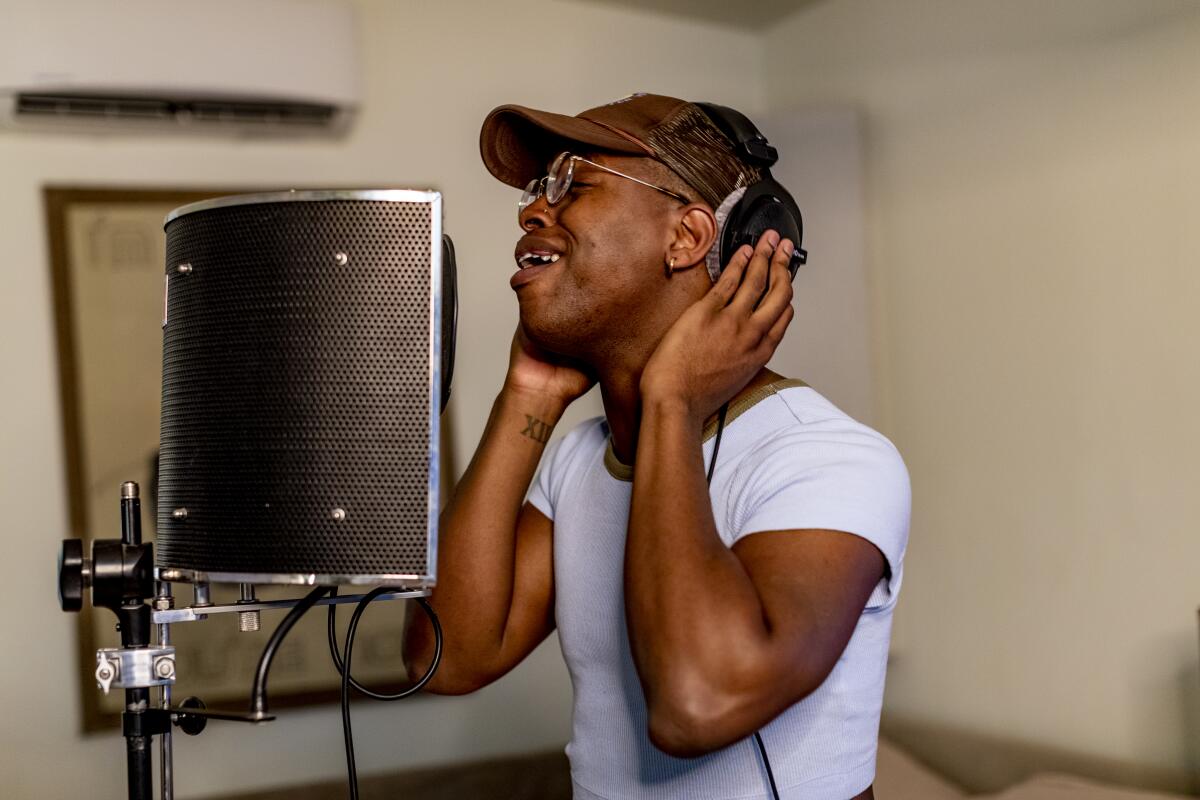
[875,738,969,800]
[981,773,1193,800]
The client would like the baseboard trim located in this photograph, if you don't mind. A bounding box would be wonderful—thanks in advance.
[881,716,1198,796]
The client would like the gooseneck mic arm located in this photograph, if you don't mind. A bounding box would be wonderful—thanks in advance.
[249,585,334,718]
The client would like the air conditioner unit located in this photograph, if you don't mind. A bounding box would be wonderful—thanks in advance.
[0,0,360,136]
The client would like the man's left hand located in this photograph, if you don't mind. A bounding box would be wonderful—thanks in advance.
[640,229,796,427]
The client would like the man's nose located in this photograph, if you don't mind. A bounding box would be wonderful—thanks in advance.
[520,198,554,231]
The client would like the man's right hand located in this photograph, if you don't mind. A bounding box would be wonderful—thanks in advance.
[505,324,595,406]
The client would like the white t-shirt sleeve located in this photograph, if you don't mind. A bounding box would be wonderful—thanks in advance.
[725,423,911,608]
[525,417,607,521]
[525,434,565,522]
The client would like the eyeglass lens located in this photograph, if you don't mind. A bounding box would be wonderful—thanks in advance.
[545,152,573,205]
[518,152,576,214]
[519,178,542,211]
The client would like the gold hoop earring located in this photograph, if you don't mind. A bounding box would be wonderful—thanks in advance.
[665,256,676,278]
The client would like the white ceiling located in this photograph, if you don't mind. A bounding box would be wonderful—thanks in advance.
[568,0,827,31]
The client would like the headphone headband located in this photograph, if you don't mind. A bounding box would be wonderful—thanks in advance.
[694,102,778,169]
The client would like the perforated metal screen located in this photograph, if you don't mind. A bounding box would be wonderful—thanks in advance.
[156,194,439,583]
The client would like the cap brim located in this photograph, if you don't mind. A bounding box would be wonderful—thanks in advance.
[480,104,651,189]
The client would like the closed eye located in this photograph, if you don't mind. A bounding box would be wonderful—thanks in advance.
[566,181,593,198]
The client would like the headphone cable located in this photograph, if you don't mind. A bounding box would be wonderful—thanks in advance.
[706,402,781,800]
[754,731,781,800]
[327,587,443,700]
[330,587,444,800]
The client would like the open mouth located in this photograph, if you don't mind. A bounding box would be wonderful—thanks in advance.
[512,238,567,289]
[516,252,561,270]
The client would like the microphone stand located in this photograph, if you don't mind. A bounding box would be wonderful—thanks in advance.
[61,482,171,800]
[58,480,426,800]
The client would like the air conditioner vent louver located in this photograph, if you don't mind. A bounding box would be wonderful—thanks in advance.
[15,93,337,127]
[0,0,358,137]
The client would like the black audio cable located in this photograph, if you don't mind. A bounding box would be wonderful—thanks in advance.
[706,403,781,800]
[705,402,730,484]
[754,731,781,800]
[328,586,443,800]
[326,587,443,700]
[246,585,443,800]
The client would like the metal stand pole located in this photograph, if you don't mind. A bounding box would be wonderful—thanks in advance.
[119,483,155,800]
[157,581,174,800]
[125,685,153,800]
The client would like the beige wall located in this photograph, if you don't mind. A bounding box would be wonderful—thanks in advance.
[0,1,762,797]
[9,0,1198,797]
[767,0,1200,793]
[763,108,873,426]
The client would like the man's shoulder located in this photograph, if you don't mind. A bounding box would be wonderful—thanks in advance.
[724,382,905,475]
[729,380,885,437]
[718,382,911,572]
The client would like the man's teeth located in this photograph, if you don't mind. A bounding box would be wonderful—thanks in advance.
[519,253,560,269]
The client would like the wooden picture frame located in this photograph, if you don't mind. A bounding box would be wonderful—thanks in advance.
[44,187,456,731]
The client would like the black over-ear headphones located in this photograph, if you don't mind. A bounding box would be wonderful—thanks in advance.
[694,102,808,280]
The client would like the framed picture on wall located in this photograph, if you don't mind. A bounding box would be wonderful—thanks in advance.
[44,187,457,731]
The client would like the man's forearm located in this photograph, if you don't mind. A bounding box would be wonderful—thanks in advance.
[405,386,564,691]
[625,396,780,751]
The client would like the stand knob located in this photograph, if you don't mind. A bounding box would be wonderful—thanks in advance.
[176,697,208,736]
[58,539,88,612]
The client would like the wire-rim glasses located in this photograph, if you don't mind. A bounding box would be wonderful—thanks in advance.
[518,151,691,216]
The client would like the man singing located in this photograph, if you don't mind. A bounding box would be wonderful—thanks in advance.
[406,93,910,800]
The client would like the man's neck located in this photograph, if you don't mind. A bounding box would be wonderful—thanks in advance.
[598,366,784,466]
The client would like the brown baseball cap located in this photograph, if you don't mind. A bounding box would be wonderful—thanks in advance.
[479,92,759,210]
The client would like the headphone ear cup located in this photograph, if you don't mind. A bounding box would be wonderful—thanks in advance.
[718,179,807,280]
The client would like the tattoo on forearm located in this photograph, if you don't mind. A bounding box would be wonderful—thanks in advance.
[521,415,553,444]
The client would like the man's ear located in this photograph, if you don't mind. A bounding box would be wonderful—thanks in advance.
[667,204,717,274]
